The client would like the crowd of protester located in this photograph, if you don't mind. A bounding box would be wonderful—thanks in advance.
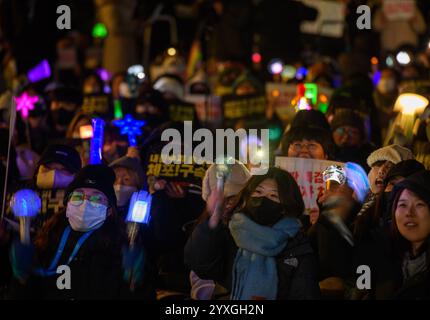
[0,0,430,300]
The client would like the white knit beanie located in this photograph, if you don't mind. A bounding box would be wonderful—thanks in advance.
[367,144,414,167]
[201,161,251,202]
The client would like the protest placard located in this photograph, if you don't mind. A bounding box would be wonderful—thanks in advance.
[275,156,344,213]
[222,94,266,123]
[82,94,110,115]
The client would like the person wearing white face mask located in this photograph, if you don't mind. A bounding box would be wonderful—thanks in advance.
[8,144,82,232]
[8,164,155,299]
[109,155,145,219]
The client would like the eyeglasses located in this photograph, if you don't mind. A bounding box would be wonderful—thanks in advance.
[290,142,320,152]
[68,191,107,208]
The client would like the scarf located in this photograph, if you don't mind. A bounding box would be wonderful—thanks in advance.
[228,213,300,300]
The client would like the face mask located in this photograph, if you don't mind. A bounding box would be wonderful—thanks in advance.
[54,170,74,189]
[66,200,107,232]
[114,184,138,207]
[37,169,74,189]
[52,108,74,126]
[244,197,284,226]
[377,78,396,94]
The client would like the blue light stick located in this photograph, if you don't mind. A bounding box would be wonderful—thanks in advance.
[126,190,152,247]
[113,114,146,147]
[89,118,105,165]
[344,162,370,203]
[10,189,41,244]
[126,190,152,224]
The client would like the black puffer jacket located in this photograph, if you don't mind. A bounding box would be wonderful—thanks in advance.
[184,218,320,300]
[8,214,156,300]
[308,214,354,282]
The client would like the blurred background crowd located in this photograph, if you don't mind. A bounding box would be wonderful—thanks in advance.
[0,0,430,300]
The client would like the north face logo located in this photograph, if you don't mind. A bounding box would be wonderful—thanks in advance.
[284,257,298,268]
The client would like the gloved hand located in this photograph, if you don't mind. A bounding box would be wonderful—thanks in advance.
[122,245,145,291]
[9,237,35,282]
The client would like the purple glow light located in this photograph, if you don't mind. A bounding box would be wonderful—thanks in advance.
[15,92,39,118]
[97,68,111,82]
[27,60,51,83]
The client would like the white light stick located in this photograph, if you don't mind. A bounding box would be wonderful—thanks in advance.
[323,165,346,190]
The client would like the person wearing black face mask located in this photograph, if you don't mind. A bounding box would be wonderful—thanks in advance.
[244,193,285,227]
[185,167,320,300]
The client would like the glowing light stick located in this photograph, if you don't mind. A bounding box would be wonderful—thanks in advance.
[127,65,145,80]
[96,68,111,82]
[27,60,51,83]
[15,92,39,119]
[113,114,145,147]
[323,165,346,190]
[373,70,381,87]
[268,59,283,75]
[92,22,108,39]
[344,162,370,204]
[10,189,41,244]
[396,51,411,65]
[79,125,93,139]
[113,99,123,119]
[126,190,152,247]
[394,93,429,141]
[296,67,308,80]
[304,83,318,106]
[89,118,105,164]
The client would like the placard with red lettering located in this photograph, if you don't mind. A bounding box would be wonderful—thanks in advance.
[275,157,344,214]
